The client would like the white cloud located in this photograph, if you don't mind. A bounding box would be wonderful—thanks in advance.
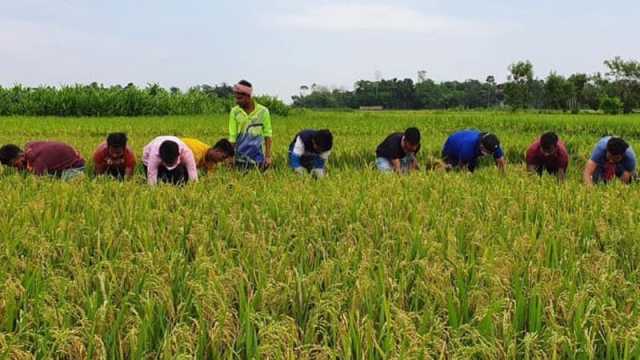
[276,3,471,34]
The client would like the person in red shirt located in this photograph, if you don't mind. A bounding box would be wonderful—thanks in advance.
[93,133,136,180]
[0,141,85,179]
[526,132,569,181]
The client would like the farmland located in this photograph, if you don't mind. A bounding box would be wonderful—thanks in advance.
[1,111,640,359]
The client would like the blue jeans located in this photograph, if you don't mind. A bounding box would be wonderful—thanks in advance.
[376,154,415,173]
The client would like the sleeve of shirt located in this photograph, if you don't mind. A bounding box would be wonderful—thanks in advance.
[525,144,538,166]
[125,149,137,171]
[494,146,504,159]
[262,108,273,138]
[623,149,637,172]
[182,149,199,182]
[290,136,304,168]
[93,148,106,172]
[320,150,331,160]
[30,158,48,175]
[147,156,159,185]
[558,145,569,169]
[590,144,605,165]
[228,110,238,143]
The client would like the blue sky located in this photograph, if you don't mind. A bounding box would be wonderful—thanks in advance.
[1,0,638,101]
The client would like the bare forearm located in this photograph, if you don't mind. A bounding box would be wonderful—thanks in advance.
[265,137,272,158]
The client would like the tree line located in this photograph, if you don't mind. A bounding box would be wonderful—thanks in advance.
[292,57,640,114]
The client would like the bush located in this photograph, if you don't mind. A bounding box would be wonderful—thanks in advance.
[254,95,289,116]
[599,96,623,115]
[0,84,289,117]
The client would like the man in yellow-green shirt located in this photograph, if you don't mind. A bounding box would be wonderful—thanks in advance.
[181,137,235,172]
[229,80,273,169]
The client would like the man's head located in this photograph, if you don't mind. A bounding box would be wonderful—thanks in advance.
[479,133,500,155]
[205,139,235,165]
[159,140,180,168]
[540,132,559,156]
[606,137,629,163]
[0,144,25,169]
[233,80,253,108]
[312,129,333,153]
[106,132,128,158]
[402,127,421,153]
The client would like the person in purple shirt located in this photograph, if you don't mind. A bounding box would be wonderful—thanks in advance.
[441,130,506,173]
[583,136,636,185]
[0,141,85,180]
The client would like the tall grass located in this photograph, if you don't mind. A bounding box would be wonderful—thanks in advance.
[1,112,640,358]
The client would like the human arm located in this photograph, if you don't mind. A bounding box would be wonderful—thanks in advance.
[583,159,597,186]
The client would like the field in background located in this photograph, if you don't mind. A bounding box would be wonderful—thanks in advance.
[1,111,640,359]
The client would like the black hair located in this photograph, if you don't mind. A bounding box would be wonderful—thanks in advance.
[0,144,22,166]
[107,132,128,148]
[238,80,253,88]
[159,140,180,164]
[211,138,235,157]
[404,127,421,145]
[607,137,629,156]
[480,133,500,153]
[540,132,559,151]
[313,129,333,152]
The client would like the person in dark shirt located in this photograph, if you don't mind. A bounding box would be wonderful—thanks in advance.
[375,127,420,173]
[0,141,85,179]
[93,132,136,180]
[526,132,569,180]
[288,129,333,178]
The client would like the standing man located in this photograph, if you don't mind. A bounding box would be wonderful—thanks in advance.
[142,136,198,185]
[442,130,506,172]
[93,132,137,180]
[0,141,85,179]
[375,127,421,173]
[526,132,569,180]
[229,80,272,170]
[288,129,333,178]
[583,136,636,185]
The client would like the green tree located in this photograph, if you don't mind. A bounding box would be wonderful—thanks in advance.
[505,60,534,110]
[603,56,640,113]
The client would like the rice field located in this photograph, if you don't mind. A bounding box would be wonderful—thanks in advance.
[1,111,640,359]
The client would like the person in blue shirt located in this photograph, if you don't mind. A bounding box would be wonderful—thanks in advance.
[583,136,636,185]
[442,130,506,172]
[288,129,333,178]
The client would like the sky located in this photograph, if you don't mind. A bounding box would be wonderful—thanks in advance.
[1,0,638,101]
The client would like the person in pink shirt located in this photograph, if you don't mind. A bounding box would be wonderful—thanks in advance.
[142,136,198,185]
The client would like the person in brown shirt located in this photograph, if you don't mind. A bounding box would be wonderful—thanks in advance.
[0,141,85,179]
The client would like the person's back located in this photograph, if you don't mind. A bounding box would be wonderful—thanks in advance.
[26,141,85,176]
[288,129,333,178]
[181,137,210,168]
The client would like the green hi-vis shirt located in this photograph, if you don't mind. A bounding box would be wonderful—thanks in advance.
[228,101,273,144]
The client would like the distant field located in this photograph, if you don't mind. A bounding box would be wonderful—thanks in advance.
[1,111,640,359]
